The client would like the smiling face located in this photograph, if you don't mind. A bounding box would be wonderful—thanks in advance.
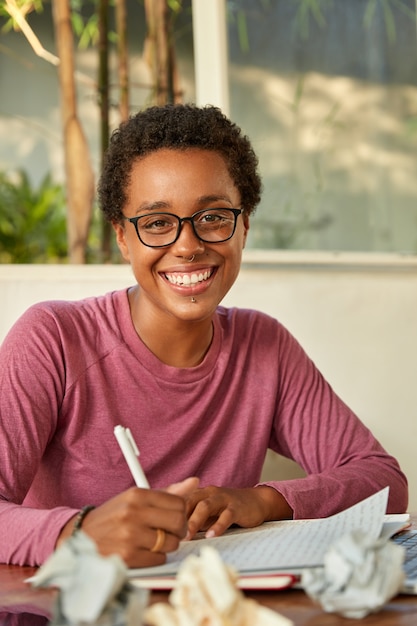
[113,148,249,329]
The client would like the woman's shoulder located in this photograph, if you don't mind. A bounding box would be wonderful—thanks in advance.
[5,289,130,344]
[24,288,127,319]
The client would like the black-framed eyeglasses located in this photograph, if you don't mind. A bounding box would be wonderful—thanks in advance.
[125,208,243,248]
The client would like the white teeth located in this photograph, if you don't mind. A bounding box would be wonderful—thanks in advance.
[165,269,212,285]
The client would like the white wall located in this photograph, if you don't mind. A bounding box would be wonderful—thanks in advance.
[1,251,416,511]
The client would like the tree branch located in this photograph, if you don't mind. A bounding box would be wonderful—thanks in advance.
[4,0,95,86]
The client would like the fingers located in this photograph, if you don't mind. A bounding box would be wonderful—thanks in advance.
[76,487,189,568]
[150,528,166,553]
[185,486,277,540]
[192,505,235,540]
[186,488,235,539]
[123,487,190,539]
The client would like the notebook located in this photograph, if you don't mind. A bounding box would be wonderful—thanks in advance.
[130,488,413,591]
[391,529,417,594]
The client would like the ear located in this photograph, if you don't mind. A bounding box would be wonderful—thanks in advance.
[112,222,131,263]
[242,213,250,248]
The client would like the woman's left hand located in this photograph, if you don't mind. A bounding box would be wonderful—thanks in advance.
[185,485,293,540]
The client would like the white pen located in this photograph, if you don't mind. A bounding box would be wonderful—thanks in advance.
[114,425,150,488]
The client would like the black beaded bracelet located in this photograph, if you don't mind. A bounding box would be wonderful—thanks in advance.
[72,505,95,535]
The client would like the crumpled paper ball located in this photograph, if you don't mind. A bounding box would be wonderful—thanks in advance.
[27,531,149,626]
[302,529,405,619]
[144,546,293,626]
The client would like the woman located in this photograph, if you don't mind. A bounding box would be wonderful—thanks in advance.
[0,104,408,567]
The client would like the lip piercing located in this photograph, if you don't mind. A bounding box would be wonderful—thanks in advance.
[186,255,195,262]
[191,297,197,303]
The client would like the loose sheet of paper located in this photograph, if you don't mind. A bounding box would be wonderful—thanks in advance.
[130,487,389,579]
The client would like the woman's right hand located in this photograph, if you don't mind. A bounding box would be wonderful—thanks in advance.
[56,477,199,568]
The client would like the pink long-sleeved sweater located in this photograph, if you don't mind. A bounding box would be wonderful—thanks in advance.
[0,289,408,565]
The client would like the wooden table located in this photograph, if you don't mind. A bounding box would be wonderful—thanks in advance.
[1,565,417,626]
[1,518,416,626]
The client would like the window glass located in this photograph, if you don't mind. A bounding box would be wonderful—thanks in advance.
[227,0,417,253]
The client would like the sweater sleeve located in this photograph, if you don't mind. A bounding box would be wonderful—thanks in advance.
[0,305,79,565]
[259,323,408,519]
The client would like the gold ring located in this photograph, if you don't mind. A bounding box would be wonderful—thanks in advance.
[150,528,166,553]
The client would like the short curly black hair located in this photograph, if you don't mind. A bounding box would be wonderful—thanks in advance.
[98,103,262,223]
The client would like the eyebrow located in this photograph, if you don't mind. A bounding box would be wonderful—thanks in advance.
[196,194,234,206]
[134,201,170,215]
[134,195,234,215]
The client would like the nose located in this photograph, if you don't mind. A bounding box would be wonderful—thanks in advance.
[172,218,205,258]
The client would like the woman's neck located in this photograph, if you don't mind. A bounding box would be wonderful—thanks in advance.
[128,288,214,367]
